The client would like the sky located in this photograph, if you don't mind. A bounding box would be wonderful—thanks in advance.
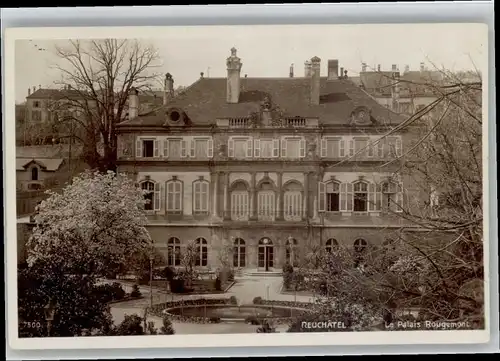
[14,24,487,104]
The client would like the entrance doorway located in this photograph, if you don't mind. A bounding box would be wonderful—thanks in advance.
[258,238,274,271]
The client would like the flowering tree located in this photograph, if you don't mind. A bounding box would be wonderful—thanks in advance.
[26,170,153,275]
[178,240,200,287]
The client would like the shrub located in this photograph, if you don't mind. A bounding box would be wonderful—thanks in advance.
[209,317,221,324]
[109,282,126,300]
[162,267,176,281]
[169,279,186,293]
[147,321,158,335]
[214,277,222,291]
[253,296,263,305]
[115,314,144,335]
[160,316,175,334]
[256,320,276,333]
[130,284,142,298]
[282,263,294,274]
[229,296,238,305]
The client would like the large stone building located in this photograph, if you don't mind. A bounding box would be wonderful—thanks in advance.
[116,48,422,273]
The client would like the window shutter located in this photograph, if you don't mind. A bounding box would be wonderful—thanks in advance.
[339,140,345,157]
[254,139,261,158]
[367,142,374,157]
[348,140,355,157]
[180,140,187,158]
[272,139,279,157]
[136,138,143,158]
[346,183,353,211]
[246,139,253,158]
[163,139,169,158]
[318,182,326,212]
[207,139,214,158]
[190,139,195,157]
[154,182,161,210]
[368,183,376,211]
[281,138,287,157]
[377,140,384,158]
[396,137,403,157]
[154,139,159,157]
[340,183,347,211]
[376,184,382,210]
[228,139,234,157]
[299,139,306,158]
[320,139,327,158]
[396,183,403,212]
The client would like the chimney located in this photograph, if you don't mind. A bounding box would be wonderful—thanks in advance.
[310,56,321,105]
[289,63,294,78]
[327,59,339,80]
[163,73,174,106]
[404,65,410,73]
[377,64,381,72]
[33,86,36,93]
[39,85,41,90]
[129,88,139,119]
[200,72,204,79]
[226,47,242,104]
[344,69,348,79]
[420,62,425,72]
[392,64,398,71]
[339,67,344,79]
[361,62,367,72]
[28,88,31,96]
[304,60,312,77]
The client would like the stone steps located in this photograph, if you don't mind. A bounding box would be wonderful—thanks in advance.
[243,270,283,277]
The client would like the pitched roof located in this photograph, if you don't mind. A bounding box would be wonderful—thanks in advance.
[359,70,445,96]
[26,88,84,100]
[118,77,403,127]
[16,145,84,158]
[16,158,64,171]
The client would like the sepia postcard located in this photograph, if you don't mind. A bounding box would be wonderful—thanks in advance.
[4,23,491,351]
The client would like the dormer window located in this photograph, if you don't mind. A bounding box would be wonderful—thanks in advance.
[170,110,181,122]
[31,166,39,181]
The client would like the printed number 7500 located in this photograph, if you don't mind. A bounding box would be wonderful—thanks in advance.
[23,321,43,328]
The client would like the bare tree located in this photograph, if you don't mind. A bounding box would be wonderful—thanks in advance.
[49,39,161,172]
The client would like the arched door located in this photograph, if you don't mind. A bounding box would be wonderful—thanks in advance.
[258,238,274,271]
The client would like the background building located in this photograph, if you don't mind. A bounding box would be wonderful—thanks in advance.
[116,48,425,273]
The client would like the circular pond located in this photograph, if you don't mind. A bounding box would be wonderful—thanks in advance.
[168,305,299,319]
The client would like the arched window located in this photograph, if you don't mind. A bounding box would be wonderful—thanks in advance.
[257,181,275,221]
[325,238,338,253]
[233,238,246,268]
[195,237,208,266]
[231,181,250,221]
[193,179,209,214]
[166,178,183,214]
[382,181,403,213]
[325,181,340,212]
[285,237,299,267]
[31,166,39,181]
[283,181,302,221]
[354,238,368,253]
[353,182,368,212]
[167,237,181,266]
[140,180,159,211]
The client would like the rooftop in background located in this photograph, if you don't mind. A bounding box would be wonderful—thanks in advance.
[118,76,404,127]
[16,144,84,158]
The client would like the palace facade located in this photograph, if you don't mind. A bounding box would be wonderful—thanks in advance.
[116,48,421,272]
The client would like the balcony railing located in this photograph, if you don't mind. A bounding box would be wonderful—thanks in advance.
[285,117,306,127]
[229,117,251,128]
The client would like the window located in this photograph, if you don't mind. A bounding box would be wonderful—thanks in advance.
[376,139,384,158]
[166,179,182,213]
[283,182,302,221]
[31,167,39,181]
[141,180,160,211]
[257,181,275,221]
[353,238,368,268]
[193,179,209,214]
[231,181,249,221]
[167,237,181,266]
[136,138,159,158]
[387,137,403,157]
[348,139,355,157]
[400,103,411,114]
[164,139,182,159]
[353,182,368,212]
[325,238,338,253]
[32,110,42,122]
[285,238,299,267]
[228,137,252,159]
[33,101,40,108]
[233,238,246,268]
[382,182,403,213]
[190,138,213,158]
[281,137,305,159]
[254,139,279,158]
[195,238,208,267]
[354,138,369,158]
[320,138,344,158]
[319,181,341,212]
